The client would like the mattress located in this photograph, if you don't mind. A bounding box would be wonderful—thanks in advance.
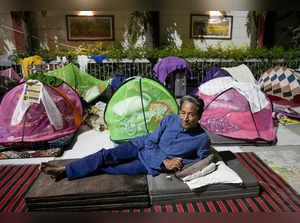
[25,152,260,210]
[147,151,260,205]
[25,159,150,211]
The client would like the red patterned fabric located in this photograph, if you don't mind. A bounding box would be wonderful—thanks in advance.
[0,153,299,213]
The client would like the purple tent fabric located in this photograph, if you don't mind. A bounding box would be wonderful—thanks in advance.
[153,56,193,83]
[0,82,83,146]
[0,68,21,81]
[201,66,231,84]
[191,66,231,96]
[273,109,300,119]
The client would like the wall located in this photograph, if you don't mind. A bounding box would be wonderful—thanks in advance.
[159,10,250,49]
[0,10,250,54]
[0,11,16,54]
[193,10,250,49]
[31,10,132,50]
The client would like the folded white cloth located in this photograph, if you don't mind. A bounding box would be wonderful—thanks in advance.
[222,64,257,84]
[182,162,217,182]
[199,76,269,113]
[185,161,243,190]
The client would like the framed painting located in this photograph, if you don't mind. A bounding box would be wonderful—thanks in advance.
[66,15,114,41]
[190,14,233,39]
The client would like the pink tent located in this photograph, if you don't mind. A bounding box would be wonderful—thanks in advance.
[0,68,21,81]
[0,82,82,146]
[196,79,276,142]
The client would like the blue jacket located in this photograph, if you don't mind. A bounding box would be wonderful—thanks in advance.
[131,114,210,176]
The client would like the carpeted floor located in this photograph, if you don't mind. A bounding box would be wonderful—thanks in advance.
[0,153,299,213]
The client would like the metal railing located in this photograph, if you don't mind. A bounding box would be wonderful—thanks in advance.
[86,59,155,80]
[185,58,300,92]
[1,58,300,94]
[0,65,22,74]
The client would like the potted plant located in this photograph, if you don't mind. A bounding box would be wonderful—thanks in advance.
[127,11,151,45]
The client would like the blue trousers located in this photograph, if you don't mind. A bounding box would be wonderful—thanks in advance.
[65,141,148,180]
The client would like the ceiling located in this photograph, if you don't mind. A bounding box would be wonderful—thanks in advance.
[2,0,296,11]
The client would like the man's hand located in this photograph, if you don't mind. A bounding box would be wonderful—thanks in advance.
[163,157,183,171]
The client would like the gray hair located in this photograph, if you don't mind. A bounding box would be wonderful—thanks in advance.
[179,95,204,117]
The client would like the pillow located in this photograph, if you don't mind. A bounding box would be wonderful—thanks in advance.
[185,161,243,190]
[175,154,215,179]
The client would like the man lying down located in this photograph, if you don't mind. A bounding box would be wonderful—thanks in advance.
[41,95,211,181]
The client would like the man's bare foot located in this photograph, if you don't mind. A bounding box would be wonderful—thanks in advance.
[40,162,66,181]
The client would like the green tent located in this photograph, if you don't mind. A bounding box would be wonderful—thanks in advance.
[104,76,178,142]
[44,63,108,103]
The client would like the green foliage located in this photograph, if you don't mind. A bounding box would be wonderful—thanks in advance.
[13,49,31,59]
[28,73,63,87]
[128,11,150,44]
[126,46,146,60]
[246,10,267,37]
[290,25,300,49]
[166,23,182,49]
[105,46,125,61]
[12,43,300,64]
[34,48,61,62]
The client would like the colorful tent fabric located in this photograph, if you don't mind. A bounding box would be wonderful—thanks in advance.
[190,66,231,96]
[259,66,300,119]
[259,66,300,101]
[0,133,75,159]
[196,75,276,142]
[269,95,300,119]
[0,80,82,147]
[201,66,231,84]
[222,64,257,84]
[104,77,178,142]
[153,56,193,83]
[19,55,43,79]
[0,147,63,159]
[44,63,108,103]
[0,77,19,102]
[0,68,22,102]
[111,74,127,89]
[0,68,21,81]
